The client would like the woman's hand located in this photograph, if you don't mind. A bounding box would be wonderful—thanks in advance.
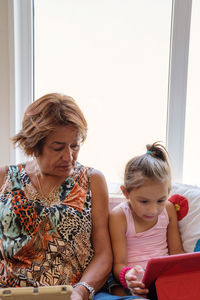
[71,286,89,300]
[71,289,83,300]
[125,265,149,296]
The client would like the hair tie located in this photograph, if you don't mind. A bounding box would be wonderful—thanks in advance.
[119,266,132,289]
[146,150,152,154]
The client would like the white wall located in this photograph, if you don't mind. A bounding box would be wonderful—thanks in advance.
[0,0,10,166]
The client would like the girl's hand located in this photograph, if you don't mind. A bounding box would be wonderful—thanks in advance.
[125,265,149,296]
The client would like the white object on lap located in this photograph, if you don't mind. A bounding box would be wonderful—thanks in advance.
[0,285,72,300]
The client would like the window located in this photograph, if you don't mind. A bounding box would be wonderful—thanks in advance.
[8,0,194,189]
[34,0,172,193]
[183,0,200,185]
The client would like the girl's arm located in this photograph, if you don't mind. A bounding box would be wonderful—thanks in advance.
[109,204,148,296]
[166,201,185,254]
[72,169,112,300]
[109,205,128,280]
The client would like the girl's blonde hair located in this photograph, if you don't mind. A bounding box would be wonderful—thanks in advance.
[124,142,171,193]
[12,93,87,156]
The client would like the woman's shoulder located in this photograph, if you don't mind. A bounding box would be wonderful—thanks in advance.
[88,168,108,194]
[0,166,9,189]
[79,163,106,185]
[76,162,104,185]
[0,163,25,190]
[89,168,105,180]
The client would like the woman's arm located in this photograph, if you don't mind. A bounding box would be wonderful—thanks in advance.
[166,201,185,254]
[72,169,112,300]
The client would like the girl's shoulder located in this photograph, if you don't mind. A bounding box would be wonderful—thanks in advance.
[166,200,175,210]
[109,202,127,232]
[110,201,128,219]
[166,200,177,219]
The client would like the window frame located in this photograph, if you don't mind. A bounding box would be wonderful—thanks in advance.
[167,0,192,182]
[8,0,34,164]
[8,0,192,182]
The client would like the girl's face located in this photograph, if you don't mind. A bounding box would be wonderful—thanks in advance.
[121,178,169,224]
[36,124,81,178]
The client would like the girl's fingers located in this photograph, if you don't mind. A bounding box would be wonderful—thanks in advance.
[127,280,145,289]
[130,287,149,295]
[125,274,137,281]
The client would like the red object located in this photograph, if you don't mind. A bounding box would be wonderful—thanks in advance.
[142,252,200,300]
[168,194,189,220]
[156,271,200,300]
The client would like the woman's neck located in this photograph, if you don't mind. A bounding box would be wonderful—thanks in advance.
[25,160,67,197]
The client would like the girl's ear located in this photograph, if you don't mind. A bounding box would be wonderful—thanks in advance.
[120,185,129,199]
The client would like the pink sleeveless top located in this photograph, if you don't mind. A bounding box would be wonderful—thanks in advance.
[120,201,169,269]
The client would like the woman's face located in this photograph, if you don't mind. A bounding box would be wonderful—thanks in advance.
[36,124,81,178]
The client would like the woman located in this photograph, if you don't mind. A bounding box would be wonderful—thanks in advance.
[0,93,145,300]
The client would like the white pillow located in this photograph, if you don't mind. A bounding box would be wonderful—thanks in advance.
[171,183,200,253]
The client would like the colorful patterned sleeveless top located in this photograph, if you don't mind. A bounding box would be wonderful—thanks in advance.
[0,162,94,287]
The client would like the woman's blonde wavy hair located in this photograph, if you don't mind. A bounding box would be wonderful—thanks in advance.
[12,93,87,156]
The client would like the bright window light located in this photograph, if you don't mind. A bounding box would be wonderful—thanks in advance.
[183,0,200,185]
[34,0,172,194]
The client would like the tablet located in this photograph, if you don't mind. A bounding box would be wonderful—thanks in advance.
[0,285,72,300]
[142,252,200,289]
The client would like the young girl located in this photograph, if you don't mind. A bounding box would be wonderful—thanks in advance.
[109,142,184,298]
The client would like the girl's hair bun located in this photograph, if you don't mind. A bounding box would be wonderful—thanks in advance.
[146,142,168,162]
